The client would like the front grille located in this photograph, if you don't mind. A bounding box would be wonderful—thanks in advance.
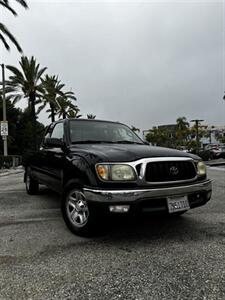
[145,160,196,183]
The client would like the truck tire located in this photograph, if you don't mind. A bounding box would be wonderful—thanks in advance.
[25,168,39,195]
[61,187,95,237]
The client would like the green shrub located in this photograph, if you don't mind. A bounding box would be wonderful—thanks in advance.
[197,150,213,161]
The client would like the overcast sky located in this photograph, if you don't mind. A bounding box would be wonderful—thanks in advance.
[1,0,224,131]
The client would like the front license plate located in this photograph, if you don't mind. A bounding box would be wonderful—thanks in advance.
[167,196,190,213]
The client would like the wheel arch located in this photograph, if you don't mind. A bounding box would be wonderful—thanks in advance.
[62,156,97,193]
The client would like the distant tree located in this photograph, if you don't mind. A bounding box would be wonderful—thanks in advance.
[5,56,47,150]
[0,97,21,154]
[66,106,82,119]
[15,107,45,154]
[0,99,45,155]
[189,122,205,151]
[186,140,198,152]
[175,117,190,148]
[38,75,65,122]
[56,97,80,119]
[146,127,168,147]
[87,114,96,119]
[0,0,28,52]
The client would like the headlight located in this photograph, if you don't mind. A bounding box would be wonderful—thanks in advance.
[111,165,135,180]
[96,164,136,181]
[197,161,206,176]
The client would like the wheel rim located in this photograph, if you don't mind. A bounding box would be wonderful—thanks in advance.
[66,190,89,227]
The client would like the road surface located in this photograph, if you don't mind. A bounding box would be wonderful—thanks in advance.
[0,167,224,299]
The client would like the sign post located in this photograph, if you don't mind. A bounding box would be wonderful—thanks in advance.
[1,64,8,156]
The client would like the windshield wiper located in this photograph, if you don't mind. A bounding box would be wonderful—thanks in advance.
[114,140,144,145]
[72,140,114,144]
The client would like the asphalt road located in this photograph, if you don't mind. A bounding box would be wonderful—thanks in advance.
[0,167,224,300]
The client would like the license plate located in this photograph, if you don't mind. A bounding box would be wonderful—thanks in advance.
[167,196,190,213]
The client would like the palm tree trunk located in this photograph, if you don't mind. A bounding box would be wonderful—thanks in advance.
[50,103,55,122]
[30,92,37,151]
[63,110,66,119]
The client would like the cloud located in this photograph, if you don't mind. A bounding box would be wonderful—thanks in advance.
[2,0,224,130]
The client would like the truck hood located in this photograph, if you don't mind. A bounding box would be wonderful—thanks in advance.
[69,143,197,164]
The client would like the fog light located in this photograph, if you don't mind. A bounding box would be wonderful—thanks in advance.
[109,205,130,213]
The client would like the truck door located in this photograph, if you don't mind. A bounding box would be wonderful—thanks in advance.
[40,122,65,192]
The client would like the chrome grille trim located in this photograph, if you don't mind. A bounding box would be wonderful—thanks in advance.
[95,157,198,185]
[132,157,197,184]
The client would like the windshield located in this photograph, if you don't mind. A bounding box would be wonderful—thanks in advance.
[69,120,144,144]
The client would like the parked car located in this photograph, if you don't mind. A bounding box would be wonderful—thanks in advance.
[24,119,212,236]
[205,144,225,159]
[216,146,225,159]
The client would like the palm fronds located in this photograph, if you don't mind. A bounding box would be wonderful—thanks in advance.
[0,0,28,52]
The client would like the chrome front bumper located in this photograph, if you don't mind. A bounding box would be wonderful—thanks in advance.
[83,180,212,203]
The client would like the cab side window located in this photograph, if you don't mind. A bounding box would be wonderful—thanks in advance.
[51,122,64,140]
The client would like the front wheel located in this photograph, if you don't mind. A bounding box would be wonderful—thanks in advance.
[61,187,95,236]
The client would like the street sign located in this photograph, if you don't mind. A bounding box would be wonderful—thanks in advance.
[0,121,8,136]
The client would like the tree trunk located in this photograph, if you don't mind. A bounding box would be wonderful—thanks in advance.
[50,103,55,122]
[63,110,66,119]
[29,92,37,151]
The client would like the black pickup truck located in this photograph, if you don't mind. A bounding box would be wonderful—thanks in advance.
[24,119,212,236]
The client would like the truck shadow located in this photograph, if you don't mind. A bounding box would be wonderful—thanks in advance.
[37,186,223,244]
[92,214,225,248]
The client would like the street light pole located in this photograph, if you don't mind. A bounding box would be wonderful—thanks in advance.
[190,119,204,153]
[1,64,8,156]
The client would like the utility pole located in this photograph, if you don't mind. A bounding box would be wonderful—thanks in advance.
[1,64,8,156]
[190,119,204,153]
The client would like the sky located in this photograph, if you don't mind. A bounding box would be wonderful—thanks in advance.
[1,0,224,132]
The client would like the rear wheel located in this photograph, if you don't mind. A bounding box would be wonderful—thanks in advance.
[25,169,39,195]
[61,187,95,236]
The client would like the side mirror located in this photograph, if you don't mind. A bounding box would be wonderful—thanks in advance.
[43,137,64,148]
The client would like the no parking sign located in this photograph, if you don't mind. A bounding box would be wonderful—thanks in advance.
[0,121,8,136]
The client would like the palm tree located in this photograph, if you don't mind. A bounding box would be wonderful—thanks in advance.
[56,95,79,119]
[0,0,28,52]
[146,127,168,147]
[87,114,96,119]
[5,56,47,150]
[67,107,82,119]
[38,75,65,122]
[176,117,190,147]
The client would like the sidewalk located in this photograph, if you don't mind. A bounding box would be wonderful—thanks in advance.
[0,166,24,177]
[205,158,225,167]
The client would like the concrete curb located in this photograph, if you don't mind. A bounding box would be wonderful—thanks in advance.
[205,160,225,167]
[0,168,24,177]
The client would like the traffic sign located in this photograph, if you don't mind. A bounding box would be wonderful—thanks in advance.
[0,121,8,136]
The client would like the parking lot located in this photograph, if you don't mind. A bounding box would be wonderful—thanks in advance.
[0,166,225,300]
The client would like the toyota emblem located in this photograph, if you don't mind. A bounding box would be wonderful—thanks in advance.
[170,166,179,175]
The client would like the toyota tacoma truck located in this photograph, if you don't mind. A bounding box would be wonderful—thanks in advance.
[24,119,212,236]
